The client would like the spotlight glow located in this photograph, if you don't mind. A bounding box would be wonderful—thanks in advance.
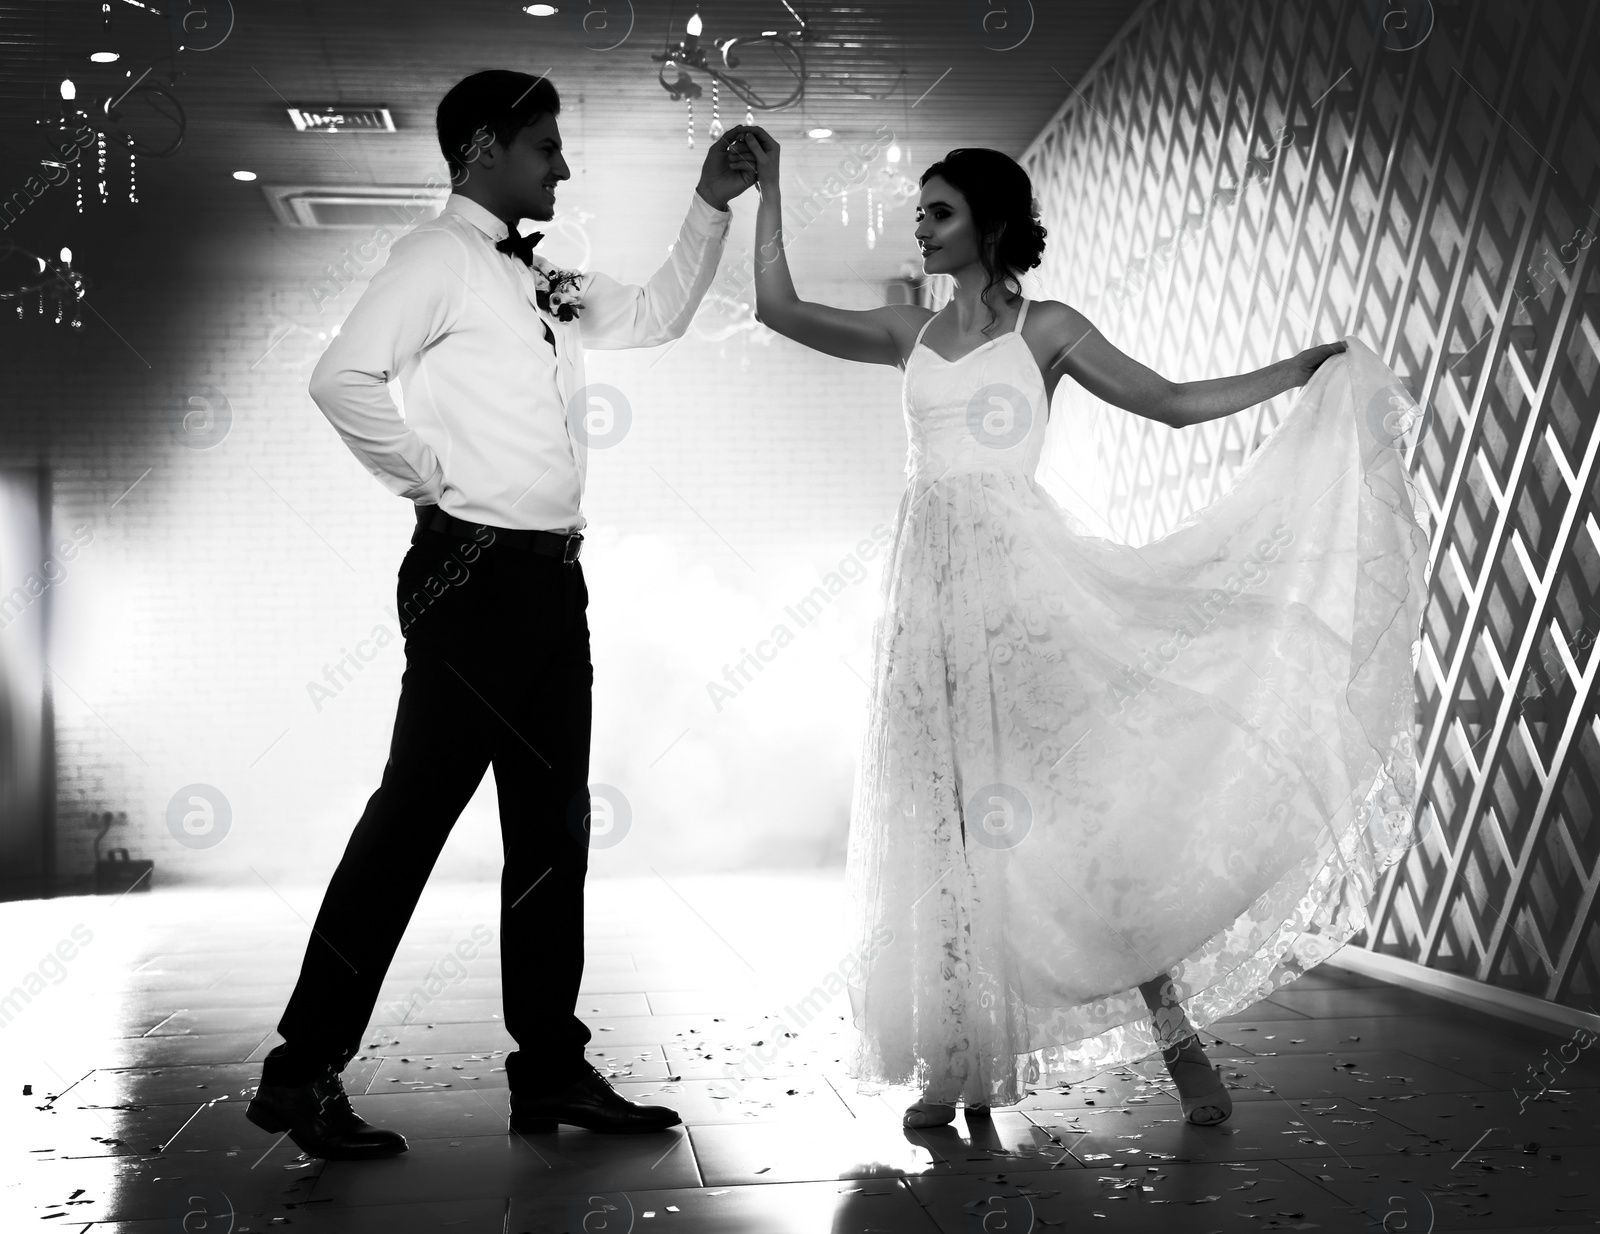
[523,3,558,14]
[232,170,257,181]
[89,51,120,63]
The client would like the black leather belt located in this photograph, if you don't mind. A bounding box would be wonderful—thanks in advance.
[415,505,583,563]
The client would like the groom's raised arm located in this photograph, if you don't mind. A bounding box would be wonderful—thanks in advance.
[576,191,731,350]
[308,229,468,502]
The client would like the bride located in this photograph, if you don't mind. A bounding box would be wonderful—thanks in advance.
[732,131,1427,1130]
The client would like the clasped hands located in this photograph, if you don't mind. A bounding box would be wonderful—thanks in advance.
[694,125,781,209]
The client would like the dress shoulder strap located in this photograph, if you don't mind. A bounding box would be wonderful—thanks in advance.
[1015,297,1031,334]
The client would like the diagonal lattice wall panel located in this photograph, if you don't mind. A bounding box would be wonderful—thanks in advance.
[1023,0,1600,1010]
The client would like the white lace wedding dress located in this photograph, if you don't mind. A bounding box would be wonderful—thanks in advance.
[843,300,1430,1107]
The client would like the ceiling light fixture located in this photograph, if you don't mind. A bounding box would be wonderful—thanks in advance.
[651,7,810,135]
[1,242,88,329]
[89,52,119,63]
[285,105,396,133]
[522,3,558,14]
[39,68,178,216]
[807,127,832,139]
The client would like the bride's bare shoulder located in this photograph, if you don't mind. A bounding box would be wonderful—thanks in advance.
[1026,299,1095,334]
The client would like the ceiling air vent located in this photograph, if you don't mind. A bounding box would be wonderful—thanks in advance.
[286,105,396,133]
[261,184,448,229]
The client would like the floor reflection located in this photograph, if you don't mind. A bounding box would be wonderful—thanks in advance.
[5,873,1596,1231]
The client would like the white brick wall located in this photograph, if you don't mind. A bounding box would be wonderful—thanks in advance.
[3,244,911,891]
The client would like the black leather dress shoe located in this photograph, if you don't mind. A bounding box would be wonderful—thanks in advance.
[509,1063,682,1134]
[246,1067,408,1160]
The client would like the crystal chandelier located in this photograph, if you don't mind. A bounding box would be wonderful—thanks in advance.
[1,242,90,329]
[652,8,811,147]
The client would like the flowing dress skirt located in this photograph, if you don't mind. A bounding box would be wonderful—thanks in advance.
[843,338,1430,1106]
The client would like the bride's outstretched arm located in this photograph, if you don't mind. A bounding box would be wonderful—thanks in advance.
[739,128,923,367]
[1036,301,1345,428]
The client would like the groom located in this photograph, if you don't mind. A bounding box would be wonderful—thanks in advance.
[246,69,757,1158]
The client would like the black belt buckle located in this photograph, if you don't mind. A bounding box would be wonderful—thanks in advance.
[562,533,583,564]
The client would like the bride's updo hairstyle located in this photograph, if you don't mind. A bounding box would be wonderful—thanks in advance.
[919,148,1048,332]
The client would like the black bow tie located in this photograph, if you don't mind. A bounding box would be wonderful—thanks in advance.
[495,230,545,266]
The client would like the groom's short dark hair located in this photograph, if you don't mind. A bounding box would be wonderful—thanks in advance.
[437,70,561,180]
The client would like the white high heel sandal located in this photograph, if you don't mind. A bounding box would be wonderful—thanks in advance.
[1161,1034,1233,1126]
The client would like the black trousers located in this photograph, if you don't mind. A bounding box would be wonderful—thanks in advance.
[263,519,594,1093]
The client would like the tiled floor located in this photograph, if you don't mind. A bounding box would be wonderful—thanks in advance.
[6,872,1600,1232]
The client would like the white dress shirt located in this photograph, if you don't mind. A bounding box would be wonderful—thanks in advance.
[308,191,731,532]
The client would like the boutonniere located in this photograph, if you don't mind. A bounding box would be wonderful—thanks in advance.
[533,266,584,322]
